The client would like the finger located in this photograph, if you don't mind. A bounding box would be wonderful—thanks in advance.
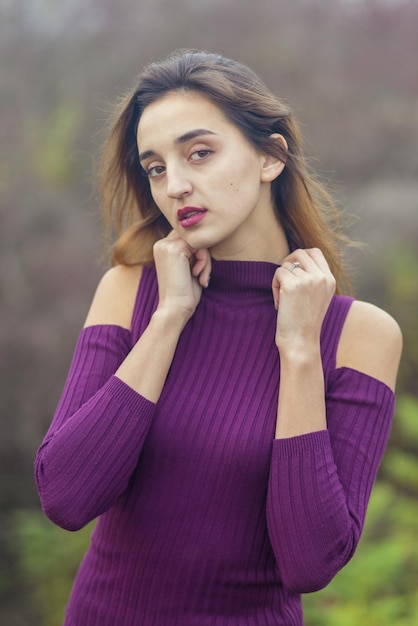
[272,252,317,308]
[272,268,285,310]
[191,248,208,276]
[281,249,325,276]
[271,265,298,309]
[199,262,212,288]
[192,248,212,287]
[284,260,303,275]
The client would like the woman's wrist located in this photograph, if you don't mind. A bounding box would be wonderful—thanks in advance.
[275,344,326,439]
[276,337,322,364]
[152,306,191,334]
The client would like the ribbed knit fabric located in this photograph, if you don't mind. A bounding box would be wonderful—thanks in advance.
[35,259,395,625]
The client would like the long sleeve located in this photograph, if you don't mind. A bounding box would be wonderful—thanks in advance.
[35,325,156,531]
[266,366,395,593]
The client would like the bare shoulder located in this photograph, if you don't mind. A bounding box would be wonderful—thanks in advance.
[336,300,403,391]
[83,264,144,330]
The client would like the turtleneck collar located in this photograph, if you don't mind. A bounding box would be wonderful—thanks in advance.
[206,258,279,304]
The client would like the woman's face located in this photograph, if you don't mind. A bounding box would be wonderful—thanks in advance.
[136,90,284,259]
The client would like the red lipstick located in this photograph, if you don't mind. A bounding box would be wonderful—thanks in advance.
[177,206,207,228]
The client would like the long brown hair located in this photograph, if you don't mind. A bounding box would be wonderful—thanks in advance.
[98,50,353,294]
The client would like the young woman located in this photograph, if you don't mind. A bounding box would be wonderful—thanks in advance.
[35,50,402,625]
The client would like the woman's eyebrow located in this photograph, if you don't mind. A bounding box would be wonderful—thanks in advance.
[175,128,217,144]
[138,129,217,162]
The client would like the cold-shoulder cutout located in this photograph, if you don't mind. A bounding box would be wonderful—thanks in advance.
[84,264,144,330]
[336,300,402,392]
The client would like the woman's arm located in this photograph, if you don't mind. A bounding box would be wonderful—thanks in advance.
[267,249,402,592]
[35,265,156,530]
[35,237,211,530]
[272,248,336,439]
[113,234,210,401]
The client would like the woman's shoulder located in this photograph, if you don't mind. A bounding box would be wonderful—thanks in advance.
[336,299,403,391]
[83,264,144,330]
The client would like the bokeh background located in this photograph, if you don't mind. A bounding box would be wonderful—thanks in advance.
[1,0,417,624]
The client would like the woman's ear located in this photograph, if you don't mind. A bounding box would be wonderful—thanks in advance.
[260,133,288,182]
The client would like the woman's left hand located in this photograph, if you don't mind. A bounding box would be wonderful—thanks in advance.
[272,248,336,354]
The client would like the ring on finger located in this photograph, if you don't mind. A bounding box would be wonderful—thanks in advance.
[288,261,302,274]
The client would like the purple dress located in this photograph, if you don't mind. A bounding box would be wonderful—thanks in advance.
[35,259,395,625]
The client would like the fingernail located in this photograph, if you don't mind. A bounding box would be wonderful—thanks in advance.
[206,275,211,288]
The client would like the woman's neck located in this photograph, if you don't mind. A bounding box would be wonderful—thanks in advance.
[210,223,290,264]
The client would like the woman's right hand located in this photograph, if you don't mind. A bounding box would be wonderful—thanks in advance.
[153,230,211,323]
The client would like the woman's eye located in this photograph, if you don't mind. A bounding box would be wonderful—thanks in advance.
[146,165,165,178]
[190,149,212,161]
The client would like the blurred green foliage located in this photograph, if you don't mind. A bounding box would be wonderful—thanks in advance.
[31,103,83,188]
[11,511,93,626]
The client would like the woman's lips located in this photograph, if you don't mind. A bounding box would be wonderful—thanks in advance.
[177,206,207,228]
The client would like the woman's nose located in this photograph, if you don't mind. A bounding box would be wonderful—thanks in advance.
[166,166,193,199]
